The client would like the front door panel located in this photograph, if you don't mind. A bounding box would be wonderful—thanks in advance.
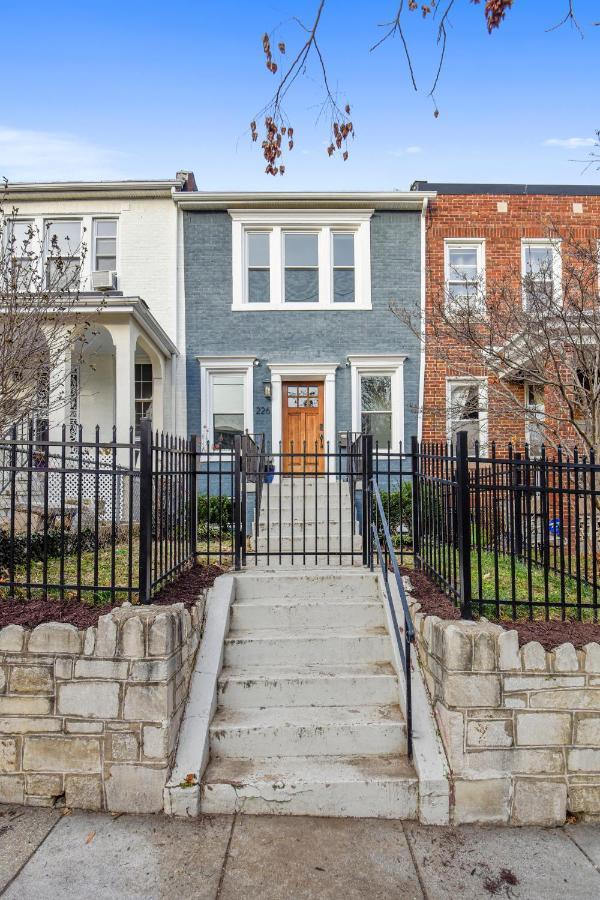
[282,383,324,473]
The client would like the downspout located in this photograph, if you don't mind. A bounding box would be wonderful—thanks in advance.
[417,196,428,441]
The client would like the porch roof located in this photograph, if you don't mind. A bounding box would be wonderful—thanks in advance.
[67,296,178,358]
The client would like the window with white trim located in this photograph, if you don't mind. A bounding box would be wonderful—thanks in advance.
[444,240,485,309]
[360,375,392,445]
[199,358,255,451]
[525,383,545,457]
[7,219,35,290]
[93,219,117,272]
[45,219,82,290]
[231,211,372,309]
[447,379,487,452]
[349,355,405,449]
[135,363,153,436]
[522,240,561,307]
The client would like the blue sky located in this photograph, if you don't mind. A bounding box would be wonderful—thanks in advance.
[2,1,599,188]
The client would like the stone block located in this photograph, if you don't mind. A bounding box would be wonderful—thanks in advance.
[109,732,139,761]
[74,659,129,680]
[521,641,547,671]
[0,716,61,734]
[575,714,600,745]
[515,712,572,746]
[130,659,174,682]
[504,675,584,692]
[0,666,5,693]
[530,689,600,710]
[28,623,81,654]
[26,774,62,798]
[568,783,600,816]
[0,696,51,715]
[142,724,168,760]
[57,681,120,719]
[583,643,600,674]
[442,624,472,671]
[9,665,53,694]
[434,702,465,770]
[423,615,441,653]
[465,748,564,776]
[54,658,72,680]
[65,720,104,734]
[104,764,168,813]
[83,626,96,656]
[552,643,580,673]
[443,674,501,708]
[0,738,18,772]
[65,775,103,811]
[0,774,24,804]
[568,748,600,773]
[0,624,26,652]
[473,631,497,672]
[453,778,510,824]
[95,615,117,657]
[467,718,513,749]
[123,684,170,721]
[23,736,101,773]
[512,779,567,826]
[498,630,521,671]
[149,613,174,657]
[504,694,527,709]
[121,617,145,659]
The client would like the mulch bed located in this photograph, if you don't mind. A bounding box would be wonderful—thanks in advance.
[0,564,223,631]
[401,565,600,650]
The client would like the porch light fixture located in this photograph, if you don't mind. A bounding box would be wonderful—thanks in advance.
[263,381,272,399]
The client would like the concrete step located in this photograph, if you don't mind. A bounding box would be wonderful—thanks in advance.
[256,522,357,538]
[224,627,392,666]
[230,599,385,630]
[217,663,398,708]
[247,555,365,569]
[209,704,406,757]
[233,571,380,601]
[201,754,418,818]
[254,536,362,553]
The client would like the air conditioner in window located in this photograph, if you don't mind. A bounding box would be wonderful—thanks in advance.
[91,270,117,291]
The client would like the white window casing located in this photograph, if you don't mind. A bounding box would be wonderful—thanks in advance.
[230,209,373,310]
[348,355,406,449]
[197,356,255,450]
[446,376,488,452]
[444,238,486,312]
[521,238,562,308]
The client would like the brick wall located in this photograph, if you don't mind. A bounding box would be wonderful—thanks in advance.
[411,590,600,825]
[423,192,600,449]
[0,599,204,813]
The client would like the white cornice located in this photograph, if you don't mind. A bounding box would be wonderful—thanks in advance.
[174,191,436,211]
[3,180,183,202]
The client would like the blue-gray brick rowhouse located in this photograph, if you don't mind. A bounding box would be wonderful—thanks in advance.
[177,192,434,455]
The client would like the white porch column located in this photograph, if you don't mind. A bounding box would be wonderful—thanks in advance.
[271,373,283,452]
[47,345,72,443]
[107,323,137,452]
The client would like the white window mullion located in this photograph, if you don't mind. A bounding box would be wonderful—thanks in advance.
[319,227,331,306]
[271,226,282,305]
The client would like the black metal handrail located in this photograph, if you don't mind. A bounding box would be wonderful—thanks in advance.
[369,477,415,759]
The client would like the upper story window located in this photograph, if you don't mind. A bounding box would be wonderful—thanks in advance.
[522,240,561,307]
[247,232,270,303]
[444,240,485,310]
[93,219,117,272]
[45,219,82,291]
[231,211,372,310]
[284,232,319,303]
[7,219,35,289]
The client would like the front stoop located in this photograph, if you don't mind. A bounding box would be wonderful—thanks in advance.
[166,569,449,821]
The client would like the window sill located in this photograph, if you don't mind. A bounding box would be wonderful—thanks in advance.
[231,302,372,312]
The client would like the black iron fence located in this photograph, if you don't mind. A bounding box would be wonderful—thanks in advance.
[1,421,598,619]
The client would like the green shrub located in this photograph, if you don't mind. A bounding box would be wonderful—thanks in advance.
[197,494,233,537]
[373,483,412,544]
[0,528,100,569]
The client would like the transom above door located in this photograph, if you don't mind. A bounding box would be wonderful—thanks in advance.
[282,382,324,473]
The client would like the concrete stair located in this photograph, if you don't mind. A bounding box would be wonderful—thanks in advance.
[201,570,417,818]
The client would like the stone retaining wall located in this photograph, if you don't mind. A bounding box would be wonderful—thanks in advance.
[411,597,600,825]
[0,599,204,813]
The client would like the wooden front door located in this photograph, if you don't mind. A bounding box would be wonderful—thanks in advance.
[282,382,324,473]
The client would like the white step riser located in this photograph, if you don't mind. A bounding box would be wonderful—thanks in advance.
[256,523,357,538]
[210,720,406,758]
[248,556,365,568]
[217,673,398,709]
[234,574,380,600]
[255,538,362,553]
[230,602,385,630]
[201,779,417,818]
[224,635,392,667]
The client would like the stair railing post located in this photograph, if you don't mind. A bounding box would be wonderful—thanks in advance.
[138,418,153,604]
[361,433,373,567]
[233,434,242,571]
[411,435,420,569]
[455,430,473,620]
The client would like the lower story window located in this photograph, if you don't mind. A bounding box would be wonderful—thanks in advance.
[212,373,245,450]
[525,384,545,457]
[447,379,487,452]
[135,363,153,435]
[360,375,392,446]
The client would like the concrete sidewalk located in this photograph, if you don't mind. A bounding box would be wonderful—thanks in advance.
[1,805,600,899]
